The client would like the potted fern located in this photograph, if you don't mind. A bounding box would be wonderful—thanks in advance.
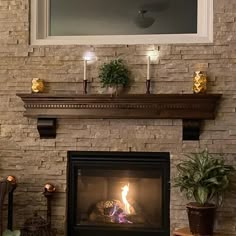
[174,149,235,235]
[99,59,130,95]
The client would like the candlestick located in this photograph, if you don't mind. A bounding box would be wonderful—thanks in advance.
[7,176,17,231]
[43,183,56,229]
[83,80,88,94]
[83,60,87,81]
[146,79,151,94]
[147,56,150,81]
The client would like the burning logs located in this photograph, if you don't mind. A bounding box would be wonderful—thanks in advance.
[89,200,145,224]
[89,183,145,224]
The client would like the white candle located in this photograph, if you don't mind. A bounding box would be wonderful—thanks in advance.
[83,60,87,81]
[147,56,150,80]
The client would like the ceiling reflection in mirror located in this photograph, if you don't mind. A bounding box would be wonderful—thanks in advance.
[49,0,197,36]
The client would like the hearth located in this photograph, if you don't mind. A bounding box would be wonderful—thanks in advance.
[67,151,170,236]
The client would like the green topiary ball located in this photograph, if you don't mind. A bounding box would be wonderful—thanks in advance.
[99,59,130,88]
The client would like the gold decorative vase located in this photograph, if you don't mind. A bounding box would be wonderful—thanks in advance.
[193,71,207,94]
[32,78,45,93]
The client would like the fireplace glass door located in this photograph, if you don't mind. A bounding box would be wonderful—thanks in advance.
[68,151,170,236]
[77,169,162,227]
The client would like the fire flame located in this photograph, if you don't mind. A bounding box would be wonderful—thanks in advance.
[121,183,131,214]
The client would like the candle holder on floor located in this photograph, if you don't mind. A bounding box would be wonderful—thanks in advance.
[21,184,56,236]
[0,176,17,235]
[43,184,56,228]
[7,176,17,231]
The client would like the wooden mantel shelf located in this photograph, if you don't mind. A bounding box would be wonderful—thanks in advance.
[17,93,221,119]
[17,93,221,139]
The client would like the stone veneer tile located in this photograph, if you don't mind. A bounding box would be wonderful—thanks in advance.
[0,0,236,235]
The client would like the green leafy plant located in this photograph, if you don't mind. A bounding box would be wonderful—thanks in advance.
[174,149,235,206]
[99,59,130,89]
[3,230,20,236]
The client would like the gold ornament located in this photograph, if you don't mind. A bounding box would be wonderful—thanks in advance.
[44,183,56,193]
[32,78,45,93]
[7,175,17,184]
[193,71,207,94]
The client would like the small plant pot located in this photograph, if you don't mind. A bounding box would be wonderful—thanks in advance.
[107,85,123,96]
[187,203,216,236]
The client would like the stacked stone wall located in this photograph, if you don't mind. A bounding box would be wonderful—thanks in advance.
[0,0,236,235]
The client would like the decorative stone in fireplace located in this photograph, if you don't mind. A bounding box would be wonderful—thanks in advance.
[67,151,170,236]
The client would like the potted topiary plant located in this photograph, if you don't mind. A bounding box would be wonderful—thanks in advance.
[99,58,130,95]
[174,149,235,235]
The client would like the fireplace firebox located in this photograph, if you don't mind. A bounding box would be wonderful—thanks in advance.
[67,151,170,236]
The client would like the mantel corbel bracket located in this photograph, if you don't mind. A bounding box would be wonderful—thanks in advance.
[183,119,201,140]
[37,118,57,139]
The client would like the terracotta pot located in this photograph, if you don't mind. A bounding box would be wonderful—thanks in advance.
[187,202,216,236]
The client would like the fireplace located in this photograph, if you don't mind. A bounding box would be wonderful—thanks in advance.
[67,151,170,236]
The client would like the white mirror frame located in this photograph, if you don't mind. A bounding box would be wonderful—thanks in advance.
[30,0,213,45]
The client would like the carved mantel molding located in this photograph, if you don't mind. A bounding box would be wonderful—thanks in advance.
[17,94,221,119]
[17,93,221,139]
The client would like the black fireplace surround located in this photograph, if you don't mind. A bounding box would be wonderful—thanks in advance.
[67,151,170,236]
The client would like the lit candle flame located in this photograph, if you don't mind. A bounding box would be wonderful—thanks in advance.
[121,183,131,214]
